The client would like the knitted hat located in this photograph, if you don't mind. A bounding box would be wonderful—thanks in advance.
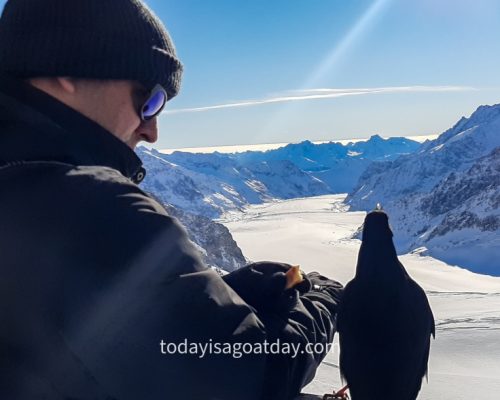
[0,0,183,99]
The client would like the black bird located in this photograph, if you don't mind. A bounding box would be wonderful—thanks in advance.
[337,210,435,400]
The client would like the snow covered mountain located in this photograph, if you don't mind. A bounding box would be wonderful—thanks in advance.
[136,136,419,271]
[139,188,246,271]
[139,148,330,218]
[236,135,419,167]
[347,104,500,275]
[137,135,419,218]
[235,135,419,192]
[161,203,246,272]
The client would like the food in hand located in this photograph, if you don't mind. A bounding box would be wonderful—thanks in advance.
[285,265,303,289]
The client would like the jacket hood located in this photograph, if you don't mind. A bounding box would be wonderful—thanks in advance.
[0,75,146,184]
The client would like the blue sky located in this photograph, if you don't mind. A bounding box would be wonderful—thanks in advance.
[2,0,500,149]
[149,0,500,149]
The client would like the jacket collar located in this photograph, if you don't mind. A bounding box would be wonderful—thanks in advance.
[0,75,145,184]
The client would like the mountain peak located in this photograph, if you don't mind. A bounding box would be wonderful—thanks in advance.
[285,140,315,149]
[468,103,500,124]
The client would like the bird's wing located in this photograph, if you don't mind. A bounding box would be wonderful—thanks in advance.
[430,307,436,338]
[408,333,432,399]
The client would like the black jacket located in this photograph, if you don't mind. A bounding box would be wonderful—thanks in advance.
[0,76,341,400]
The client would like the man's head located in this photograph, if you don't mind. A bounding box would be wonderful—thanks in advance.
[0,0,183,148]
[29,77,163,149]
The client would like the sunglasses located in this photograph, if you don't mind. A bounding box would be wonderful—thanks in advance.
[140,84,168,121]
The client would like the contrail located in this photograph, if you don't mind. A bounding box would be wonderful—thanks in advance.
[165,85,474,114]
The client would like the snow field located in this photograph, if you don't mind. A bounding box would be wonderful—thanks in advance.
[219,195,500,400]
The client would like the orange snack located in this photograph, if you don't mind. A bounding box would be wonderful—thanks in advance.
[285,265,303,289]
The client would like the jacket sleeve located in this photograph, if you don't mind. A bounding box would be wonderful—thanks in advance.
[255,279,341,400]
[63,171,340,400]
[222,263,343,399]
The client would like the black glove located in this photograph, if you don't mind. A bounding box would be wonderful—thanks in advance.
[307,271,343,295]
[302,272,343,316]
[222,261,311,315]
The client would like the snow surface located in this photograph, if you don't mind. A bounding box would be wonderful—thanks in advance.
[219,194,500,400]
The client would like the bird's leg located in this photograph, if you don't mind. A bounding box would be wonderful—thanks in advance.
[322,385,349,399]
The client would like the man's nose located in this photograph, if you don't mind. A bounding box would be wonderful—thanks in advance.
[136,117,158,143]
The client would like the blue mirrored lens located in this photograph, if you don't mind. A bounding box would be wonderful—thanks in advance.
[142,91,166,119]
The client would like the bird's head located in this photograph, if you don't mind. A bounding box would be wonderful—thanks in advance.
[355,209,403,281]
[362,210,393,244]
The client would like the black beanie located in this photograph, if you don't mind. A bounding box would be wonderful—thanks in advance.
[0,0,183,100]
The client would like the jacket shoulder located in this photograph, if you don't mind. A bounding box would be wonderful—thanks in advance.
[61,164,205,275]
[62,164,167,213]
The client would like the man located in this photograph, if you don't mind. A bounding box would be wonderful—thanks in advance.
[0,1,343,399]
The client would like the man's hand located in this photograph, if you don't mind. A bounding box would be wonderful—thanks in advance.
[302,271,343,319]
[306,272,343,300]
[223,263,344,399]
[222,261,311,315]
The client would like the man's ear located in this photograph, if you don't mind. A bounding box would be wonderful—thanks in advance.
[56,77,76,94]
